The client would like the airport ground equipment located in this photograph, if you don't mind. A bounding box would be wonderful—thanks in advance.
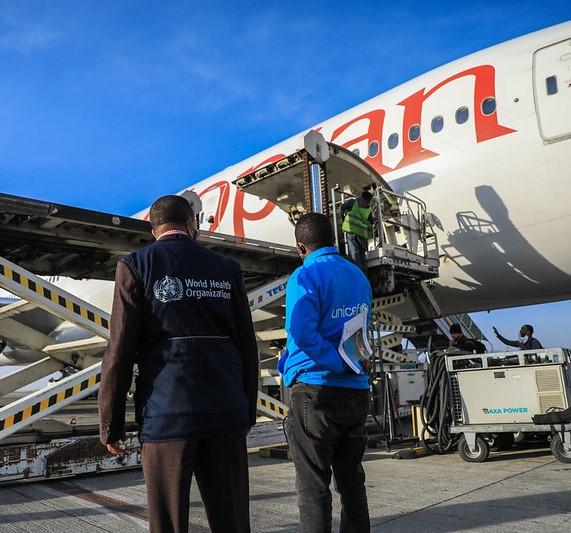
[444,348,571,463]
[234,131,441,336]
[233,129,486,352]
[235,131,440,303]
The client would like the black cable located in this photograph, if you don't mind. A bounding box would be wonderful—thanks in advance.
[419,352,459,454]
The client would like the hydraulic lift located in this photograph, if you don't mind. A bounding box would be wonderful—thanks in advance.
[234,131,441,359]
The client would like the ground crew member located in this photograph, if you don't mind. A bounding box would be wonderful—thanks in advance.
[449,324,486,353]
[493,324,543,350]
[340,190,374,271]
[98,195,258,533]
[278,213,372,533]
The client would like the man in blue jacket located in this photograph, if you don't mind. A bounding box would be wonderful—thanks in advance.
[278,213,372,533]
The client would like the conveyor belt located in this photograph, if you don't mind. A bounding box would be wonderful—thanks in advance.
[0,192,298,284]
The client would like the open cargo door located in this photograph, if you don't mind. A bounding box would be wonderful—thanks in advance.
[233,134,391,218]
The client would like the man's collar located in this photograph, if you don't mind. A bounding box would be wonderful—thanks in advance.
[156,233,193,242]
[156,229,189,240]
[304,246,339,264]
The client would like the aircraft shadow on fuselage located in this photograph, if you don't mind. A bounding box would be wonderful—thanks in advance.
[434,185,571,313]
[389,172,434,195]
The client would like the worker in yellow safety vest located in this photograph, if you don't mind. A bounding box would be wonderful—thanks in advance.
[340,191,374,271]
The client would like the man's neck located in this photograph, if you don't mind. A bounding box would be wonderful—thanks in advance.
[154,224,189,240]
[302,245,335,261]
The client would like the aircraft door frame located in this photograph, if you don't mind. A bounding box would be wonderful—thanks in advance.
[532,38,571,142]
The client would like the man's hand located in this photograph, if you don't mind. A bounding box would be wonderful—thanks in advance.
[106,441,126,457]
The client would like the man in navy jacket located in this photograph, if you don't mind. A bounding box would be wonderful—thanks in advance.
[278,212,372,533]
[98,195,258,533]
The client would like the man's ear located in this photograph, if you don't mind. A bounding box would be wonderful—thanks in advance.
[186,218,199,240]
[296,242,306,255]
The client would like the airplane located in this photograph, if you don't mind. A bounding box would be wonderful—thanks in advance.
[1,20,570,366]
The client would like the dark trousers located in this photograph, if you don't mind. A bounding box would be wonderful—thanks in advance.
[141,430,250,533]
[346,233,368,272]
[285,383,370,533]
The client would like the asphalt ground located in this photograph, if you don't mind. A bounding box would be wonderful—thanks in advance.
[1,439,570,532]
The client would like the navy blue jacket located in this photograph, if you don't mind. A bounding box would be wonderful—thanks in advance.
[99,234,258,443]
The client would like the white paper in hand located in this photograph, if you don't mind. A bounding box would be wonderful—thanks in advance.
[338,311,373,374]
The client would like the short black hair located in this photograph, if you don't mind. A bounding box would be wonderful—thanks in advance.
[149,195,194,229]
[295,213,334,250]
[522,324,534,335]
[450,324,462,335]
[361,191,373,201]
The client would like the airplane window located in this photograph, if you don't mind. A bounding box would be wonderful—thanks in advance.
[352,148,361,157]
[431,116,444,133]
[481,97,496,116]
[388,133,399,149]
[408,125,420,142]
[368,141,379,158]
[546,75,558,95]
[455,107,469,124]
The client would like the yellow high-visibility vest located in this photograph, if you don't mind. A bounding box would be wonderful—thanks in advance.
[342,201,373,239]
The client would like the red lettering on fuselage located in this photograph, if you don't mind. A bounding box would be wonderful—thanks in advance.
[196,180,230,232]
[330,109,391,173]
[192,64,516,236]
[329,64,514,172]
[396,65,515,168]
[232,155,283,237]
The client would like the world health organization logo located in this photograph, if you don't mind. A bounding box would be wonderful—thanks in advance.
[153,275,184,303]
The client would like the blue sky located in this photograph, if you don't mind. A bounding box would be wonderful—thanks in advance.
[1,1,571,357]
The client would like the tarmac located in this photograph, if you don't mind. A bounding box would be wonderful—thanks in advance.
[1,441,570,532]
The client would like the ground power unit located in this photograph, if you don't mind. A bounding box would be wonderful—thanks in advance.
[445,348,571,463]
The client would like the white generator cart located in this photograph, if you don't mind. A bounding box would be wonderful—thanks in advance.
[446,348,571,463]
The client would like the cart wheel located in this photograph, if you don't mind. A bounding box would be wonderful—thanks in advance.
[550,434,571,463]
[513,432,525,444]
[493,433,515,451]
[457,435,489,463]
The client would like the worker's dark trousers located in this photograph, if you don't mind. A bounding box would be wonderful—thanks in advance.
[346,233,368,272]
[285,383,370,533]
[141,430,250,533]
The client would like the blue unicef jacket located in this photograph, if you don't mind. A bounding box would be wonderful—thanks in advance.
[277,246,371,389]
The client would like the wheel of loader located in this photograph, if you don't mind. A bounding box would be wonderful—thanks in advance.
[550,433,571,464]
[493,432,515,451]
[457,434,490,463]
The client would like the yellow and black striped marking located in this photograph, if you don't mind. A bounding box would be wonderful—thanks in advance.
[0,264,109,330]
[257,396,288,417]
[378,323,415,333]
[371,294,404,310]
[0,373,101,432]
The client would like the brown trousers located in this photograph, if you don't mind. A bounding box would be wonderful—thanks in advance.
[141,430,250,533]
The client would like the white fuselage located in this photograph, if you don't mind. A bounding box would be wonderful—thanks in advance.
[147,21,571,316]
[2,22,571,365]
